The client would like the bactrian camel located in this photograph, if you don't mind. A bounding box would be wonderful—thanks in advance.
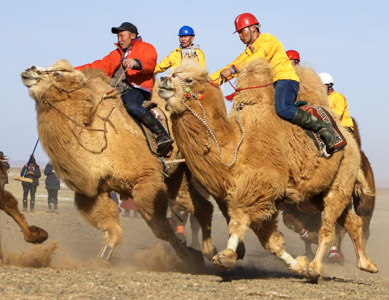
[158,58,377,282]
[21,59,219,266]
[0,154,48,264]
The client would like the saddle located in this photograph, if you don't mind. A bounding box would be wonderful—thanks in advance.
[296,102,347,156]
[140,101,173,157]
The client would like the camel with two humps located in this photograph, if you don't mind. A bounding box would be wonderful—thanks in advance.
[20,59,221,267]
[0,154,48,264]
[158,58,377,282]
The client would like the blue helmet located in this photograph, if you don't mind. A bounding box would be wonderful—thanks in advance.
[178,25,195,36]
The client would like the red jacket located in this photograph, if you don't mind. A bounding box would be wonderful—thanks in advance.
[76,37,157,92]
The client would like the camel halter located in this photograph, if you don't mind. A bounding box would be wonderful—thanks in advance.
[172,72,245,168]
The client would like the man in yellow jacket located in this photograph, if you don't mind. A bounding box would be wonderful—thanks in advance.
[319,73,354,132]
[154,26,205,74]
[210,13,335,149]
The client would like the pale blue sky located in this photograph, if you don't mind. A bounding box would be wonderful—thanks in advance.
[1,0,388,185]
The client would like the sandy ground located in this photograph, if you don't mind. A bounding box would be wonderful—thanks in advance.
[0,168,388,299]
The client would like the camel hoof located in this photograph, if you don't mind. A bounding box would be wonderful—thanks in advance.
[358,259,378,273]
[290,256,309,277]
[307,267,321,283]
[211,249,237,270]
[26,226,48,244]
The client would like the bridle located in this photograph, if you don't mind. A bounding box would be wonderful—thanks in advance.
[170,72,245,168]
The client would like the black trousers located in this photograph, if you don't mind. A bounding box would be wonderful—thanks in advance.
[47,189,58,207]
[23,184,37,209]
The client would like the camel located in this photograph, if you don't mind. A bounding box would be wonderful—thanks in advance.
[158,58,378,282]
[282,118,376,259]
[0,154,48,264]
[20,59,219,266]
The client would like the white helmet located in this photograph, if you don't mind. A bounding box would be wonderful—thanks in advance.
[318,72,334,85]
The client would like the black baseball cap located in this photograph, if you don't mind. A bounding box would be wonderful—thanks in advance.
[111,22,138,35]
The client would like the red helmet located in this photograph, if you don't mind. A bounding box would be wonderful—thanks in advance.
[286,50,300,62]
[234,13,260,33]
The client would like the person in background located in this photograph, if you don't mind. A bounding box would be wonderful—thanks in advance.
[110,192,122,214]
[0,151,10,188]
[75,21,173,155]
[286,50,300,67]
[20,155,41,212]
[44,162,60,213]
[154,25,206,75]
[120,196,138,217]
[319,72,354,132]
[209,12,335,150]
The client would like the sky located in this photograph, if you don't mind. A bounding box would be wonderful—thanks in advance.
[1,0,388,186]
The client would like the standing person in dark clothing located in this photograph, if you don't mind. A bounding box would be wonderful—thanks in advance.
[0,151,10,188]
[20,155,41,212]
[44,162,60,213]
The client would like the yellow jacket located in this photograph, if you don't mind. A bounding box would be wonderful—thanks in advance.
[328,91,354,130]
[154,46,206,74]
[210,33,299,83]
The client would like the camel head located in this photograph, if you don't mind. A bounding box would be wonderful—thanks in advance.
[158,60,222,115]
[21,59,88,109]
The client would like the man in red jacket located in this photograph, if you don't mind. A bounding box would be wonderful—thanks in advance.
[76,22,173,155]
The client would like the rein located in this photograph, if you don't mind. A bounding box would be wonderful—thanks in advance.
[224,78,272,101]
[173,73,245,168]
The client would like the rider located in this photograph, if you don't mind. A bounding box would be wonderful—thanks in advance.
[319,72,354,132]
[286,50,300,67]
[209,13,335,149]
[154,25,206,74]
[76,22,174,155]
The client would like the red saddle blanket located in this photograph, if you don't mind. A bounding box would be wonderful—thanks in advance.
[140,104,172,157]
[300,104,347,156]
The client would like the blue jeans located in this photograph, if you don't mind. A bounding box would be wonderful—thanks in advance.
[121,88,151,119]
[274,80,299,121]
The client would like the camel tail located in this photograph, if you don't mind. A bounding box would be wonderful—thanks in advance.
[354,168,375,198]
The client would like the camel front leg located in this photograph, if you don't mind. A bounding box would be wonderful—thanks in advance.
[1,189,48,244]
[75,192,122,260]
[211,210,250,269]
[133,179,204,268]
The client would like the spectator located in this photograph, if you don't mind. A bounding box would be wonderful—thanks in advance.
[20,155,41,212]
[120,196,138,217]
[0,151,10,188]
[44,162,60,213]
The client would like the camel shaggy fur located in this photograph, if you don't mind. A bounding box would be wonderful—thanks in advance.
[21,59,218,265]
[282,118,376,258]
[0,155,48,264]
[158,59,377,281]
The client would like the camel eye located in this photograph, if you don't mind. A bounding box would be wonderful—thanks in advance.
[185,78,193,84]
[53,71,62,77]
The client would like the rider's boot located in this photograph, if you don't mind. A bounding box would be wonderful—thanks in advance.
[291,108,335,149]
[139,110,174,155]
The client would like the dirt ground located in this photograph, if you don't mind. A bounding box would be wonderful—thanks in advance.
[1,168,388,299]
